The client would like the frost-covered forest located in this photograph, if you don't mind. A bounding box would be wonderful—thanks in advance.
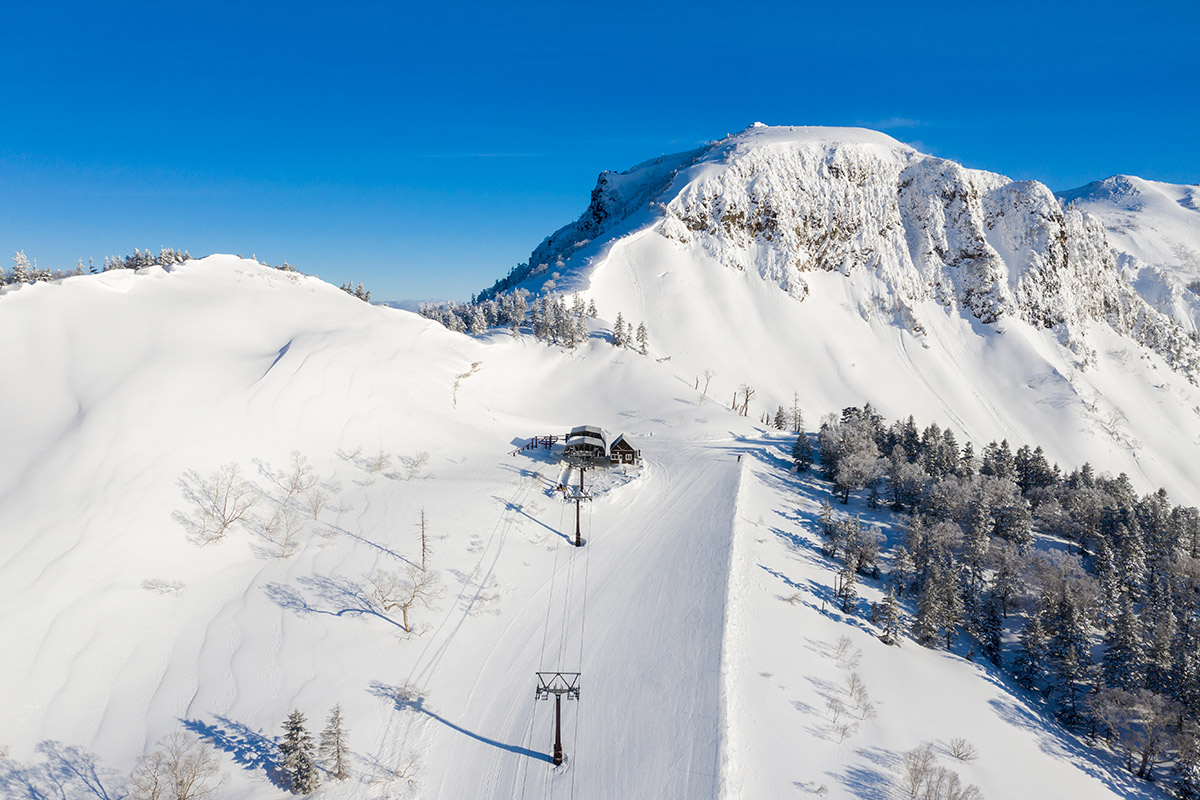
[811,404,1200,791]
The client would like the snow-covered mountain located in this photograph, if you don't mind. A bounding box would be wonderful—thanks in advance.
[4,124,1200,800]
[1059,174,1200,332]
[488,124,1200,503]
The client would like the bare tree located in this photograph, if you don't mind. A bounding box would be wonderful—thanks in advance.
[736,384,756,416]
[178,464,260,543]
[947,738,978,763]
[306,486,330,520]
[265,508,305,558]
[899,743,983,800]
[369,565,441,633]
[901,743,937,799]
[419,509,430,572]
[370,449,392,473]
[130,731,223,800]
[282,451,318,502]
[701,368,715,402]
[399,451,430,480]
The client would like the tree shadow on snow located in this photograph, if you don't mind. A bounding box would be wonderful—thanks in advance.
[829,764,893,800]
[320,521,415,566]
[0,741,125,800]
[368,682,553,763]
[986,698,1162,799]
[263,574,407,630]
[489,494,573,544]
[183,715,286,788]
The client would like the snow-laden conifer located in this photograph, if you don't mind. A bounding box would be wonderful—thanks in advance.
[318,704,350,780]
[280,710,320,794]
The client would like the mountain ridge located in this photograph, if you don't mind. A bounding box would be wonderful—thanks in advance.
[480,125,1200,383]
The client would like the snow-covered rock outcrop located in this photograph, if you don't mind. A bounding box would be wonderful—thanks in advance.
[502,125,1200,380]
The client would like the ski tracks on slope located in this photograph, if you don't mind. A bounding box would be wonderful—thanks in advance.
[368,465,547,789]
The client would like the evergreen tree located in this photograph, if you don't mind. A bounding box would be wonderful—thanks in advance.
[612,312,626,348]
[975,595,1004,664]
[587,298,598,318]
[791,432,813,472]
[1047,587,1093,718]
[878,587,902,645]
[1176,618,1200,719]
[913,560,963,649]
[1014,611,1049,690]
[890,545,916,596]
[980,439,1016,480]
[1101,594,1144,690]
[835,560,858,614]
[961,493,991,600]
[958,441,976,479]
[12,250,32,283]
[636,321,648,355]
[773,405,787,430]
[1144,599,1178,695]
[280,709,320,794]
[991,542,1025,618]
[318,704,351,781]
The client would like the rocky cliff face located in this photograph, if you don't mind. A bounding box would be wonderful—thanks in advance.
[499,125,1200,380]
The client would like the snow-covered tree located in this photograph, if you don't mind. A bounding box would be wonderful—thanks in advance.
[11,250,32,283]
[835,560,857,614]
[791,432,813,472]
[974,595,1003,664]
[612,312,627,348]
[318,704,350,780]
[1046,586,1093,717]
[280,710,320,794]
[636,321,648,355]
[1101,594,1144,690]
[878,587,902,645]
[913,560,963,649]
[1088,688,1180,780]
[1014,611,1049,690]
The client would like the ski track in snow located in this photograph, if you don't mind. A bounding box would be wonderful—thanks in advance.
[427,443,738,800]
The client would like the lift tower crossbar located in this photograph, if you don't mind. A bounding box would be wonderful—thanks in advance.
[535,672,581,766]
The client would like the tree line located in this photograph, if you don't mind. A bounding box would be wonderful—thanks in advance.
[420,289,649,353]
[802,404,1200,791]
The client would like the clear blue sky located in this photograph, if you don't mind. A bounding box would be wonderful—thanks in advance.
[2,0,1197,301]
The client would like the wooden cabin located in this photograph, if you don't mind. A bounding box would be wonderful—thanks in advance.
[608,434,640,465]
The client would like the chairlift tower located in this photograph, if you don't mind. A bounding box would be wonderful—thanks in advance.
[563,453,595,547]
[535,672,581,766]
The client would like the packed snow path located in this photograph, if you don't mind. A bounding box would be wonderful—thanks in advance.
[421,441,740,799]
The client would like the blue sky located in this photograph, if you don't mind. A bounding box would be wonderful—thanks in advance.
[2,0,1197,301]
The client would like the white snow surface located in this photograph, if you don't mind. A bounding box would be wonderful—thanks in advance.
[1060,175,1200,331]
[0,252,1188,800]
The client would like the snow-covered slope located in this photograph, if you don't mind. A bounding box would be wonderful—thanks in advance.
[498,124,1200,504]
[1059,175,1200,331]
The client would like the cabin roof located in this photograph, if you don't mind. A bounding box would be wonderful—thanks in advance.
[610,434,635,450]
